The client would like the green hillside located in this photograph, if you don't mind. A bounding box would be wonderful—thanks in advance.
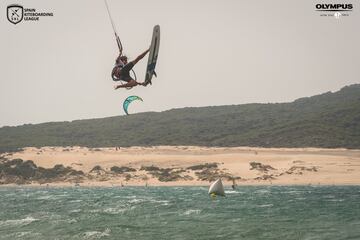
[1,84,359,152]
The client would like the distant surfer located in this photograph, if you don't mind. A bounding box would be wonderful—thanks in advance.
[112,49,150,89]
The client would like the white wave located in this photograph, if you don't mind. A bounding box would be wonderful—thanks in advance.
[69,209,81,213]
[13,231,32,237]
[0,216,38,227]
[255,189,270,194]
[257,204,273,208]
[103,207,128,214]
[55,194,69,198]
[82,228,111,239]
[128,198,144,203]
[149,199,170,204]
[327,199,344,202]
[88,209,102,213]
[124,195,138,199]
[5,231,41,239]
[67,219,78,224]
[324,195,335,198]
[225,190,239,194]
[36,195,54,200]
[181,209,201,216]
[285,190,302,194]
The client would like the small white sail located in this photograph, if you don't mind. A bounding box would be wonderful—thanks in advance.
[208,179,225,197]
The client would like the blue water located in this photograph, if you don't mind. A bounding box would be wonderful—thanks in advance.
[0,186,359,240]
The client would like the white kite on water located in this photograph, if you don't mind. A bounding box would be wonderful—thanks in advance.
[208,178,225,197]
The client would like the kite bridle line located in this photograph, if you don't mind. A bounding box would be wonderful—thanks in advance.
[104,0,122,54]
[104,0,137,89]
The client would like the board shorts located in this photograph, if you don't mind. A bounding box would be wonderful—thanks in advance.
[118,62,135,82]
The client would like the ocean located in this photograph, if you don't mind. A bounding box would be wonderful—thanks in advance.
[0,186,359,240]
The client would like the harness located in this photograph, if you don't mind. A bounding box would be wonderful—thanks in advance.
[111,62,137,90]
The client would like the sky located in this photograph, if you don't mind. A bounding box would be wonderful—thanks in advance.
[1,0,359,127]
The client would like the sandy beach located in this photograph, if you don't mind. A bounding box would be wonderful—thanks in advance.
[2,146,360,187]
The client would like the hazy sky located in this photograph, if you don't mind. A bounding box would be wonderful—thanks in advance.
[1,0,359,127]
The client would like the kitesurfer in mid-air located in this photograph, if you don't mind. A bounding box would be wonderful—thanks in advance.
[113,49,149,89]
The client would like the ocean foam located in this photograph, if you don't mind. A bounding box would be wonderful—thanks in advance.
[0,216,38,227]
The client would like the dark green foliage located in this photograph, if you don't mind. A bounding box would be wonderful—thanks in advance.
[140,165,161,171]
[187,163,237,182]
[187,163,218,170]
[36,165,83,179]
[0,84,359,149]
[141,166,187,182]
[151,169,183,182]
[195,168,219,182]
[0,159,37,179]
[194,168,235,182]
[124,174,131,181]
[0,159,84,184]
[91,165,103,172]
[250,162,276,172]
[157,172,182,182]
[110,166,136,174]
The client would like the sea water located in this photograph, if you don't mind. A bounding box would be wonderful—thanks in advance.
[0,186,359,240]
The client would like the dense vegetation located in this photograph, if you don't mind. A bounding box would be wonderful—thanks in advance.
[0,84,359,152]
[0,157,84,184]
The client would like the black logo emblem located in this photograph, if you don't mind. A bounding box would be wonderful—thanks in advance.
[7,4,23,24]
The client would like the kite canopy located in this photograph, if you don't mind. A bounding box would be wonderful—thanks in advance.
[123,96,143,115]
[208,179,225,197]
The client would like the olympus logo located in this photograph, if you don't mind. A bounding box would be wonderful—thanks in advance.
[316,4,353,11]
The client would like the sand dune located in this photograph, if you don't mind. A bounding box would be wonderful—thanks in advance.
[2,146,360,187]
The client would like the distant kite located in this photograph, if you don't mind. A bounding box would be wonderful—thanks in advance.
[123,96,143,115]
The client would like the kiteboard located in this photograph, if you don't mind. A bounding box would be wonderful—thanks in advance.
[144,25,160,86]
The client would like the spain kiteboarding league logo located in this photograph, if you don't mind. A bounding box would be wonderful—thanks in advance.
[7,4,23,24]
[6,4,54,24]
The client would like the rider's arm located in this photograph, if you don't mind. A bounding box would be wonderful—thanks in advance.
[131,48,150,65]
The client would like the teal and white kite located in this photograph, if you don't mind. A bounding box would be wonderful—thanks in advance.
[123,96,143,115]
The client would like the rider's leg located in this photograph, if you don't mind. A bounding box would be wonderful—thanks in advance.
[114,80,138,89]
